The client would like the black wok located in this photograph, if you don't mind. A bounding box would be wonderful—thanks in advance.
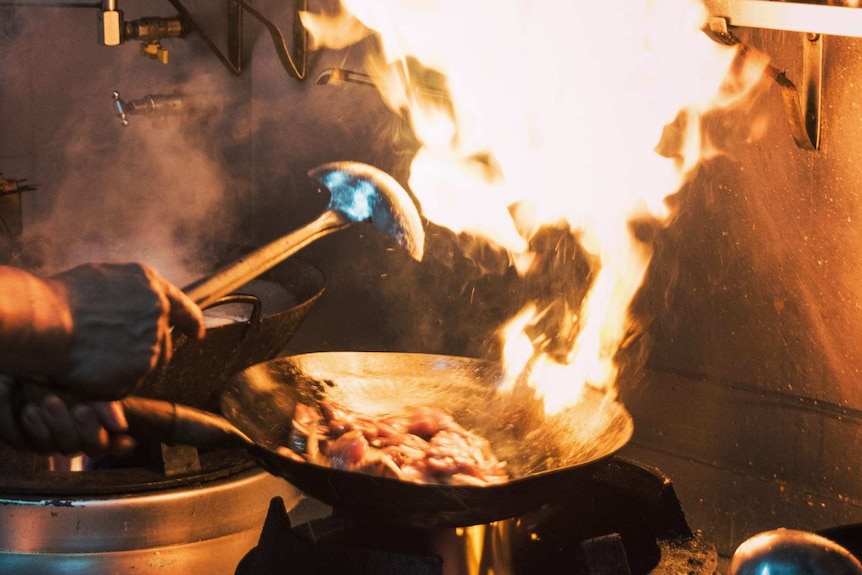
[135,258,326,412]
[124,351,633,528]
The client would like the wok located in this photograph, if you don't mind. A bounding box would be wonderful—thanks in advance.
[135,258,326,411]
[124,351,633,528]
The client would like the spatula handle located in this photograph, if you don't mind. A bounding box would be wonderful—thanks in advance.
[183,209,348,308]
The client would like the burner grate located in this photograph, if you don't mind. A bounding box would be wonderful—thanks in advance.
[237,500,443,575]
[236,457,718,575]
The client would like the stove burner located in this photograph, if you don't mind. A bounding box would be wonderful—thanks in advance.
[0,441,259,496]
[236,456,717,575]
[238,501,443,575]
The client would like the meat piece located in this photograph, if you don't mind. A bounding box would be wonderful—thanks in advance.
[326,430,368,470]
[406,406,455,439]
[283,400,509,486]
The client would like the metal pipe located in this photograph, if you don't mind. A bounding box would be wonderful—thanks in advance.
[0,2,100,7]
[704,0,862,38]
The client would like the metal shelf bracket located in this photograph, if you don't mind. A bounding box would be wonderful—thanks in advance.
[167,0,307,79]
[702,0,848,150]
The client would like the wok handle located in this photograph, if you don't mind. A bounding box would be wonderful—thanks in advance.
[122,396,252,450]
[183,209,349,308]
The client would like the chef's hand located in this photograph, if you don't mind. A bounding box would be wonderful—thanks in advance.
[0,376,134,457]
[48,263,206,400]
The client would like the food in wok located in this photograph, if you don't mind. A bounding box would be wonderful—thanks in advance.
[210,352,634,526]
[278,399,509,486]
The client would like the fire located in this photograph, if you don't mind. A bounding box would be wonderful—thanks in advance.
[303,1,766,413]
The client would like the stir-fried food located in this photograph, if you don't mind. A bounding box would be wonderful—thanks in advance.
[277,400,509,486]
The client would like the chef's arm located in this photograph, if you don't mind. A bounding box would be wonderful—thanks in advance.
[0,262,205,457]
[0,262,205,400]
[0,266,73,378]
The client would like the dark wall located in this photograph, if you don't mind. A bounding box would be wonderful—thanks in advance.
[1,1,257,283]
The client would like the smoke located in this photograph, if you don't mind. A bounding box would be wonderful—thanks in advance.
[2,4,249,286]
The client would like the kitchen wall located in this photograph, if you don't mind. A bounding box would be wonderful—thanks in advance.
[5,0,862,568]
[619,24,862,562]
[1,0,257,282]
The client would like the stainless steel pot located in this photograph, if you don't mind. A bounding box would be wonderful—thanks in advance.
[0,466,312,575]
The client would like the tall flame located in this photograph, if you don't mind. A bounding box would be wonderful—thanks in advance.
[303,0,766,413]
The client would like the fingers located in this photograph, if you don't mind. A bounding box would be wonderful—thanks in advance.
[6,391,135,458]
[33,395,79,454]
[0,376,28,450]
[154,324,172,373]
[160,276,206,340]
[88,401,129,434]
[143,266,198,376]
[69,403,110,456]
[71,402,135,457]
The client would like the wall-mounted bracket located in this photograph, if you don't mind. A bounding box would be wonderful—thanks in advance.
[702,0,856,151]
[800,32,822,151]
[167,0,306,79]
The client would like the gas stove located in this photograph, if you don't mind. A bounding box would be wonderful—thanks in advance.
[237,456,718,575]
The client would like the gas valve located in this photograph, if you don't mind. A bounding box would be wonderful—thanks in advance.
[112,91,184,127]
[98,0,187,64]
[141,42,169,64]
[127,16,186,64]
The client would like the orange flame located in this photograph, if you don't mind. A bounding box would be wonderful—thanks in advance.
[304,0,766,414]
